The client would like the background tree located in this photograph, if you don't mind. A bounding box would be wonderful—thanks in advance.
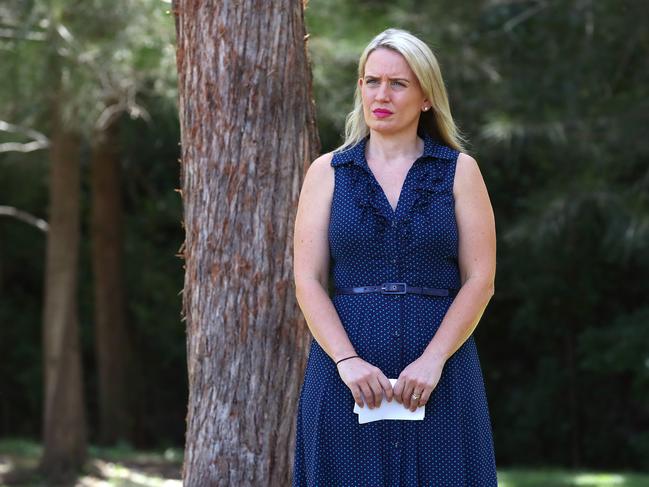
[90,108,133,445]
[39,72,87,480]
[172,0,318,484]
[1,0,647,478]
[0,0,179,477]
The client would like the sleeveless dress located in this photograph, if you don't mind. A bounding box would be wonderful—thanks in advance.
[292,130,498,486]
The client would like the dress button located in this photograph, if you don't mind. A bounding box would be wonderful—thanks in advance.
[394,441,399,448]
[392,258,397,264]
[393,330,400,337]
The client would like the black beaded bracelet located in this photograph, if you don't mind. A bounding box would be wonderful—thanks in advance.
[335,355,360,366]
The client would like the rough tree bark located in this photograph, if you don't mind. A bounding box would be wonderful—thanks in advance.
[38,95,87,480]
[173,1,318,485]
[91,115,133,445]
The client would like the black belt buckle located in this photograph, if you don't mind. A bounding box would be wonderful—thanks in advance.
[381,282,407,294]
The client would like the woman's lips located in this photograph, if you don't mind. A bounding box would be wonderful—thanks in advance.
[373,109,393,119]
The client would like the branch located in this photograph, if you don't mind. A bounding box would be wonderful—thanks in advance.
[0,26,47,42]
[0,120,49,153]
[503,1,549,32]
[0,206,49,232]
[0,140,49,153]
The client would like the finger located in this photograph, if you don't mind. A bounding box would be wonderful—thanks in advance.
[368,377,384,407]
[410,389,423,412]
[377,375,393,402]
[359,382,375,409]
[402,382,414,407]
[350,384,364,408]
[393,379,404,404]
[410,389,422,411]
[419,386,433,407]
[368,376,383,408]
[403,382,416,409]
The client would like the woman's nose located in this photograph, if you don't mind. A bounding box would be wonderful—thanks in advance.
[376,82,390,100]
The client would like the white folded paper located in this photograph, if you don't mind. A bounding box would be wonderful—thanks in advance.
[353,378,425,424]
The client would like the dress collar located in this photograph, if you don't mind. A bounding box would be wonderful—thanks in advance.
[331,131,458,168]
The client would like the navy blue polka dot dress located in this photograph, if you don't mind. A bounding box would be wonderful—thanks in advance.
[292,130,498,486]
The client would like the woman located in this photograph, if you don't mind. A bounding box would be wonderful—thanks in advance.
[292,28,497,486]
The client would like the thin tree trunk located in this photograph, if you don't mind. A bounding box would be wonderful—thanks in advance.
[91,117,133,445]
[566,329,581,467]
[39,96,87,481]
[173,1,318,485]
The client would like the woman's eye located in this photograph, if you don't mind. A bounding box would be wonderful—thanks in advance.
[365,79,405,87]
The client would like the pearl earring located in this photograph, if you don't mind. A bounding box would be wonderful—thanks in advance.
[423,106,430,112]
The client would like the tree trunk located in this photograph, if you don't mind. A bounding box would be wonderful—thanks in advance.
[91,116,133,445]
[39,96,87,481]
[173,1,319,485]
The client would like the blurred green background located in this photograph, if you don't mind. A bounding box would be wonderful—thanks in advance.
[1,0,647,483]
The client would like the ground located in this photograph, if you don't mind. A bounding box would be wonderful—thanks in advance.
[1,438,647,486]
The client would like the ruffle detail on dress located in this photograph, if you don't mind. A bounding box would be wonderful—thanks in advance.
[413,162,444,208]
[399,162,445,241]
[350,165,390,238]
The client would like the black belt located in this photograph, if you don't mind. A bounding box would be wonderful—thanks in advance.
[335,282,458,297]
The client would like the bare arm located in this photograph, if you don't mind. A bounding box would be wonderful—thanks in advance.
[394,152,497,410]
[421,152,497,362]
[293,153,356,363]
[293,153,393,408]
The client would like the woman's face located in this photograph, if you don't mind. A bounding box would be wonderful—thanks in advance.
[359,47,429,136]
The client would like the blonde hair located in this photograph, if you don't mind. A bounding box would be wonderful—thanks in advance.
[335,28,467,153]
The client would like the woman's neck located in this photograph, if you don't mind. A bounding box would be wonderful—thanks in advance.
[366,129,424,164]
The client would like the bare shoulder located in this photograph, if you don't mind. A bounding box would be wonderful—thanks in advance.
[301,151,335,197]
[453,152,489,200]
[306,152,334,178]
[294,152,336,286]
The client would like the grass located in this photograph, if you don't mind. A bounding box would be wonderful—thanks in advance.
[1,437,648,486]
[498,468,649,487]
[0,438,182,486]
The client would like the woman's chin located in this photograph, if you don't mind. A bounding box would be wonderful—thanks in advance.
[367,119,395,131]
[366,122,408,136]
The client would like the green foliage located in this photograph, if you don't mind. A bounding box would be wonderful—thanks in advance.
[305,0,649,471]
[1,0,647,471]
[0,0,183,449]
[0,0,177,134]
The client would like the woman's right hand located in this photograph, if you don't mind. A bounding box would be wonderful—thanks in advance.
[336,357,393,409]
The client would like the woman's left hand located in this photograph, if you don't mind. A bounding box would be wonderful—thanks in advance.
[393,353,446,411]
